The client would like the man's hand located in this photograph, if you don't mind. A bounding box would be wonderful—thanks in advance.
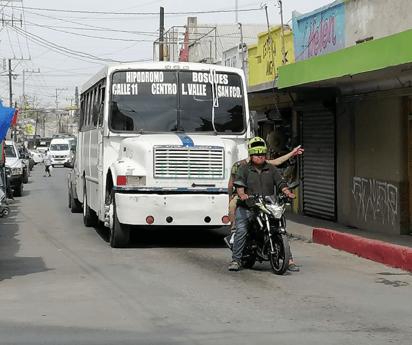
[282,187,296,199]
[291,146,304,156]
[239,193,249,201]
[237,188,249,201]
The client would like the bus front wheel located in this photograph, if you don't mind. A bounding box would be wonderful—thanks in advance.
[110,196,130,248]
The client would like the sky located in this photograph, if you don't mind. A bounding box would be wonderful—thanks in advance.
[0,0,333,109]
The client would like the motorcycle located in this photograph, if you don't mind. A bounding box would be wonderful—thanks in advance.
[225,183,299,275]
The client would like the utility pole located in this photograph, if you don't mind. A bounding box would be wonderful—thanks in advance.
[56,88,68,134]
[238,23,245,74]
[55,88,68,110]
[8,59,20,142]
[262,4,275,76]
[159,7,164,61]
[278,0,287,65]
[8,59,13,108]
[22,68,40,108]
[235,0,238,23]
[74,87,79,118]
[66,97,74,107]
[7,57,31,107]
[66,97,74,118]
[1,14,23,28]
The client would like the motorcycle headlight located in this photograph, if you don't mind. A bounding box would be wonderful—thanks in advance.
[266,204,284,219]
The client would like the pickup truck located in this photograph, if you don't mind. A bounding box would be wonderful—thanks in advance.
[4,140,24,196]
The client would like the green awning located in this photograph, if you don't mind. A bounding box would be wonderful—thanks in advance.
[278,29,412,89]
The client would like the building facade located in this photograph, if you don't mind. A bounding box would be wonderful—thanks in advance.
[276,0,412,235]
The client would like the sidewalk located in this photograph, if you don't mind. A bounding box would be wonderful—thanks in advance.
[286,213,412,273]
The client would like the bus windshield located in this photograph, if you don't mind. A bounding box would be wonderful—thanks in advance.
[110,69,245,133]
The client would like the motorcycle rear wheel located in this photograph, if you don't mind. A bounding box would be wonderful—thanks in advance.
[269,234,290,275]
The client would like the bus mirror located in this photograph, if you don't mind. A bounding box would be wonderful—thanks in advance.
[249,111,259,136]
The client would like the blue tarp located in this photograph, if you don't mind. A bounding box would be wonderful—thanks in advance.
[0,100,15,142]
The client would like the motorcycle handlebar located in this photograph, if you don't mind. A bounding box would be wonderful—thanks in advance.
[249,193,290,204]
[248,194,260,201]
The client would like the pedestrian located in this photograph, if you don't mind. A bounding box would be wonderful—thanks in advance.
[43,151,52,177]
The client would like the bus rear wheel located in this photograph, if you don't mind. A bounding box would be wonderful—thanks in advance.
[110,195,130,248]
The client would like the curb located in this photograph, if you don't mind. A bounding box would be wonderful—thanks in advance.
[312,228,412,273]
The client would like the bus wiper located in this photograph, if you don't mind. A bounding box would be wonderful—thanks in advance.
[170,125,185,132]
[210,69,219,133]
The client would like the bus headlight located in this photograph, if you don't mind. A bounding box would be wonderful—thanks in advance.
[117,175,146,187]
[127,176,145,186]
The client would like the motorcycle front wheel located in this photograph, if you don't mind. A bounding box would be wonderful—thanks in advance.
[269,234,290,275]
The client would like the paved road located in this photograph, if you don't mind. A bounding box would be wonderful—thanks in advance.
[1,165,411,345]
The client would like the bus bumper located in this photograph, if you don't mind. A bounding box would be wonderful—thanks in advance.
[114,193,229,226]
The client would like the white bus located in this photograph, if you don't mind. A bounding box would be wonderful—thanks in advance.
[74,61,256,247]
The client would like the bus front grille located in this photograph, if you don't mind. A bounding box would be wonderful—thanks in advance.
[154,146,224,179]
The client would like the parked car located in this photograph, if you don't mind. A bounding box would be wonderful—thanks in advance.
[18,145,34,171]
[15,145,30,183]
[66,153,82,213]
[29,149,44,164]
[4,140,24,196]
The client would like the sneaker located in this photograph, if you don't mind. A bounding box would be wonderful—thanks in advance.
[228,262,240,271]
[288,263,300,272]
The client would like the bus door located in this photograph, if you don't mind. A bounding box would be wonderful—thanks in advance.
[88,84,105,217]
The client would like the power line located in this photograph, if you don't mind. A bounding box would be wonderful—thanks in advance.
[20,9,159,36]
[23,21,156,42]
[10,25,120,64]
[20,6,261,16]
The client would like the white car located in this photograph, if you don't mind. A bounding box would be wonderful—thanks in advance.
[29,149,44,164]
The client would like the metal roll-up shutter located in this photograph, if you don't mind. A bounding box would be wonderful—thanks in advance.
[299,103,336,221]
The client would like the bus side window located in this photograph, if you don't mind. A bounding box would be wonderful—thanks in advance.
[97,85,105,127]
[92,104,99,127]
[91,86,99,127]
[85,92,91,128]
[79,99,85,131]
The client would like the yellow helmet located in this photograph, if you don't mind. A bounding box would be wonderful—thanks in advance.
[248,137,267,156]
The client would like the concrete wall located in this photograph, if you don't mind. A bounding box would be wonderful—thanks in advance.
[292,1,345,62]
[337,95,405,234]
[345,0,412,47]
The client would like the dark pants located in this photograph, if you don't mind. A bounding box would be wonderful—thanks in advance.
[232,206,253,263]
[45,165,51,176]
